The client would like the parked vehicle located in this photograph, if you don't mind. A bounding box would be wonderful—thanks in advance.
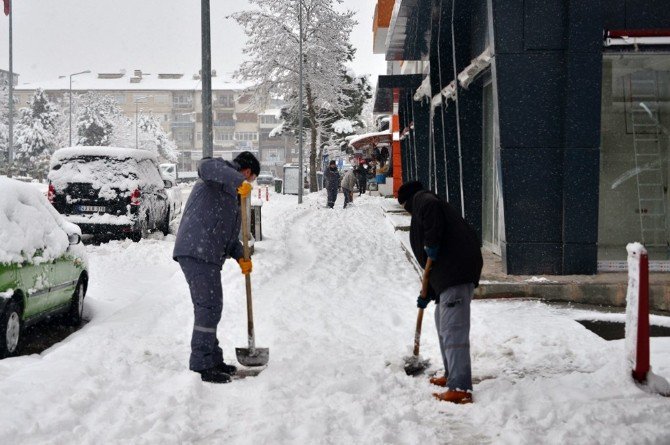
[0,177,88,358]
[159,163,183,222]
[256,171,274,186]
[48,147,176,241]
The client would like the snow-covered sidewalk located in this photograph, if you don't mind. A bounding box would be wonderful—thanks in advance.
[1,191,669,444]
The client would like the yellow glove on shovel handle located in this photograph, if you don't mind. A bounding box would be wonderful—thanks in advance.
[238,258,252,275]
[237,181,252,198]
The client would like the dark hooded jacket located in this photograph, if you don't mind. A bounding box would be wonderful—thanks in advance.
[173,158,245,266]
[408,190,483,296]
[324,167,340,195]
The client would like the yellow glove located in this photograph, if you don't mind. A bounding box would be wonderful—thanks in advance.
[238,258,252,275]
[237,181,252,198]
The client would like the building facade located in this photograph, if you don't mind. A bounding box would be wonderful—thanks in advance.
[373,0,670,275]
[13,70,294,173]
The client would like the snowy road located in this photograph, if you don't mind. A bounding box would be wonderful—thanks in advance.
[1,190,669,444]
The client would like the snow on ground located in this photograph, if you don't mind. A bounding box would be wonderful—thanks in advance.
[1,190,670,444]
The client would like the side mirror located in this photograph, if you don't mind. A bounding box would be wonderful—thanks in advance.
[163,179,173,189]
[68,233,81,245]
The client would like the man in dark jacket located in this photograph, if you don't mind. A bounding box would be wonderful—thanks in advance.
[398,181,483,404]
[173,151,260,384]
[323,160,340,208]
[355,161,367,195]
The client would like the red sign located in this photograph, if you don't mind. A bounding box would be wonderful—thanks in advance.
[3,0,9,16]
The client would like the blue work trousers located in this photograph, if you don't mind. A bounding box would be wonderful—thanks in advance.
[178,256,225,371]
[434,283,474,392]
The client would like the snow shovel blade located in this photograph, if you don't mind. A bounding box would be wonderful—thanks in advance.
[236,347,269,367]
[403,354,430,376]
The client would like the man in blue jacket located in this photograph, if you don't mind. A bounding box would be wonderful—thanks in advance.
[398,181,482,403]
[173,151,260,383]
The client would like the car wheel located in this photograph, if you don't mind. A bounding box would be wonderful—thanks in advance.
[161,210,170,236]
[129,231,142,242]
[0,300,22,359]
[66,277,86,326]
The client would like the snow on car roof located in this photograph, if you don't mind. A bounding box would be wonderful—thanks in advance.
[51,146,158,164]
[0,177,82,265]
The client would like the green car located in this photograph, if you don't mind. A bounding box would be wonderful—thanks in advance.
[0,177,89,359]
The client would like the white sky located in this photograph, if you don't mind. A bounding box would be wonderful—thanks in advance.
[0,0,387,86]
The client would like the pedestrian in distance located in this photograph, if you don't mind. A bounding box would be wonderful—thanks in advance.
[324,160,340,209]
[397,181,483,404]
[173,151,260,384]
[355,160,368,195]
[340,168,357,209]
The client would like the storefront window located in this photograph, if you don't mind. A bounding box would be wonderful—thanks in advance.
[599,53,670,264]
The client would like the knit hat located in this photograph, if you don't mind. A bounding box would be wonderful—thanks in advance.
[397,180,424,205]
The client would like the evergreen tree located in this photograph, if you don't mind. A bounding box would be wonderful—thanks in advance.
[75,92,123,147]
[138,112,178,162]
[233,0,356,191]
[13,88,61,178]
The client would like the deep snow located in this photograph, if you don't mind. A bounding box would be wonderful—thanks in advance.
[1,189,669,444]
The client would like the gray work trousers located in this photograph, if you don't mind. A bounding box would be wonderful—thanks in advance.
[434,283,474,392]
[342,188,352,208]
[178,256,225,371]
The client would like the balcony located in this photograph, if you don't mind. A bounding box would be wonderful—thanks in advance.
[173,102,194,109]
[171,121,195,128]
[213,119,236,127]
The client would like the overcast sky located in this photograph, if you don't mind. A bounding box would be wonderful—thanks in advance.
[0,0,387,85]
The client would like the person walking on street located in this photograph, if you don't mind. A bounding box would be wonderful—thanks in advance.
[324,160,340,208]
[173,151,260,384]
[397,181,483,404]
[341,167,356,208]
[355,161,368,195]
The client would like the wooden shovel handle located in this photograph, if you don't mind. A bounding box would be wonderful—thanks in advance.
[413,258,433,356]
[240,191,256,350]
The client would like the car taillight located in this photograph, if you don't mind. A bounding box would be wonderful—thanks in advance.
[130,189,141,206]
[47,183,55,203]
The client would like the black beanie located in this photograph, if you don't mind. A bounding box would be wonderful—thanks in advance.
[397,180,424,205]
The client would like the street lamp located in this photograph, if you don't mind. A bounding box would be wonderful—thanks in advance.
[69,70,91,146]
[134,96,149,149]
[298,0,304,204]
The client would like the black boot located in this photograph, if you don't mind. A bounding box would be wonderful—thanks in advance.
[215,361,237,375]
[195,367,231,383]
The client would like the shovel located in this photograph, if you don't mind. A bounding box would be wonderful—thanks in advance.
[403,258,432,376]
[235,191,269,367]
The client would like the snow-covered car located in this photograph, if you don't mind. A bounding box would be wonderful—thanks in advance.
[48,147,174,242]
[159,163,183,222]
[256,171,274,186]
[0,177,88,358]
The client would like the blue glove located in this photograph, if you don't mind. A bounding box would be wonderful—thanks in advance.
[424,245,439,261]
[417,295,430,309]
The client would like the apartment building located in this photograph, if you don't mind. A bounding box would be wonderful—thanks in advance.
[12,69,291,172]
[0,69,19,86]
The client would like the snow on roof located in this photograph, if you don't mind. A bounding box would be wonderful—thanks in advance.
[51,147,158,164]
[14,71,249,92]
[0,177,81,265]
[348,130,392,148]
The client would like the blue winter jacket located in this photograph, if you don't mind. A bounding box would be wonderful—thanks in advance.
[173,158,245,266]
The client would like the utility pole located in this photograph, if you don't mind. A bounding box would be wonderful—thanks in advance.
[201,0,213,159]
[297,0,304,204]
[7,0,13,176]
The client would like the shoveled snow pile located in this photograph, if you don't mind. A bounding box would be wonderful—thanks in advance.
[0,190,668,444]
[0,177,80,265]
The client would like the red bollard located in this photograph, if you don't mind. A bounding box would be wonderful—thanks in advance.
[266,186,269,201]
[258,187,261,199]
[633,252,650,383]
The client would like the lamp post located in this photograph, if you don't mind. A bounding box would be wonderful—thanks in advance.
[298,0,304,204]
[134,96,148,149]
[68,70,91,147]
